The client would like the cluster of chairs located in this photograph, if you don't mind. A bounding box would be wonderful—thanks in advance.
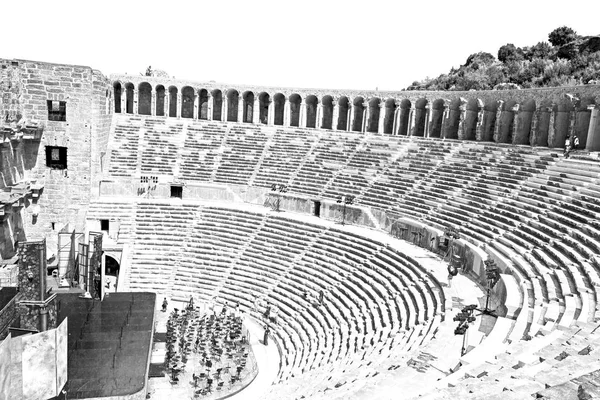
[164,300,254,398]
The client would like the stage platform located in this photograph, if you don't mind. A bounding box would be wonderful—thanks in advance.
[53,292,156,399]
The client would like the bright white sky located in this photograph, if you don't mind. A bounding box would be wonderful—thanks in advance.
[4,0,600,91]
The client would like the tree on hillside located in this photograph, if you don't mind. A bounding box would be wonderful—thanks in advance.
[465,52,496,69]
[548,26,578,47]
[527,42,553,60]
[498,44,524,63]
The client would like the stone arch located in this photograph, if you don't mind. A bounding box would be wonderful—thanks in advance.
[321,96,334,130]
[367,98,381,133]
[181,86,195,119]
[289,94,301,127]
[273,93,285,126]
[383,98,396,134]
[138,82,152,115]
[125,83,134,114]
[352,97,365,132]
[553,98,575,148]
[212,89,223,121]
[429,99,446,138]
[198,89,209,120]
[305,95,318,128]
[155,85,165,116]
[337,97,350,130]
[168,86,178,117]
[413,98,428,137]
[258,92,270,124]
[113,82,122,113]
[498,99,517,143]
[242,91,254,123]
[576,96,596,147]
[534,100,553,147]
[481,100,499,142]
[227,89,239,122]
[463,98,480,141]
[445,98,462,139]
[104,254,120,277]
[515,99,536,145]
[397,99,412,136]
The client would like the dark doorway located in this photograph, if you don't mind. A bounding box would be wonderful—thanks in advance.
[105,255,120,277]
[314,201,321,218]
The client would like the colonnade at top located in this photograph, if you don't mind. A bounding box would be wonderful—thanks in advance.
[112,80,600,150]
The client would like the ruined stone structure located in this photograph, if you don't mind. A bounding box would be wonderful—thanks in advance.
[1,57,600,399]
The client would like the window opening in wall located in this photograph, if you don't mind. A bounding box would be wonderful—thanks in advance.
[100,219,110,231]
[47,100,67,121]
[45,146,68,170]
[51,222,55,230]
[313,201,321,218]
[171,185,183,199]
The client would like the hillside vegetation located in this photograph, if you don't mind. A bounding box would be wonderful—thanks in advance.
[408,26,600,91]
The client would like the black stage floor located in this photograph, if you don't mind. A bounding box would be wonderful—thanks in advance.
[53,292,156,399]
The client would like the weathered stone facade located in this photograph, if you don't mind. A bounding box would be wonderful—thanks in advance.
[0,59,113,246]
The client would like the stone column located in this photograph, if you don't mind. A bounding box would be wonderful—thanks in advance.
[440,105,450,139]
[332,99,339,131]
[407,106,416,136]
[530,106,541,146]
[362,102,369,133]
[133,89,139,115]
[120,87,126,114]
[283,99,290,127]
[424,105,432,137]
[316,100,323,129]
[457,104,467,140]
[268,101,275,125]
[568,109,577,138]
[253,97,260,124]
[151,91,156,116]
[347,103,354,131]
[511,104,521,144]
[391,101,400,135]
[586,105,599,151]
[176,92,182,118]
[547,105,556,147]
[164,91,170,117]
[475,106,484,141]
[299,99,307,128]
[193,93,199,119]
[222,93,228,122]
[207,93,213,121]
[493,101,504,142]
[237,96,245,123]
[377,103,386,134]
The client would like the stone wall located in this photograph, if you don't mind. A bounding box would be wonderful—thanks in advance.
[0,287,19,339]
[0,58,113,249]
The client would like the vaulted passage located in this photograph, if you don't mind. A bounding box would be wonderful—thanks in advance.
[464,99,480,141]
[155,85,165,116]
[398,100,411,136]
[384,99,396,134]
[338,97,349,130]
[352,97,365,132]
[368,98,380,133]
[445,99,461,139]
[289,94,301,127]
[199,89,209,120]
[113,82,122,113]
[125,83,134,114]
[227,90,239,122]
[181,86,194,118]
[212,90,223,121]
[414,99,428,137]
[243,91,254,123]
[168,87,177,117]
[274,94,285,126]
[429,100,445,138]
[259,92,269,124]
[322,96,333,130]
[306,95,318,128]
[138,82,151,115]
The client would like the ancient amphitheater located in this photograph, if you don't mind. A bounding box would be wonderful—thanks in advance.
[1,58,600,399]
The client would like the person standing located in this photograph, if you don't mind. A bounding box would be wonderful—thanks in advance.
[162,297,168,312]
[263,325,270,346]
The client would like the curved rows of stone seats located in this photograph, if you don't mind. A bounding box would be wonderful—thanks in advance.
[103,114,600,398]
[120,201,443,391]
